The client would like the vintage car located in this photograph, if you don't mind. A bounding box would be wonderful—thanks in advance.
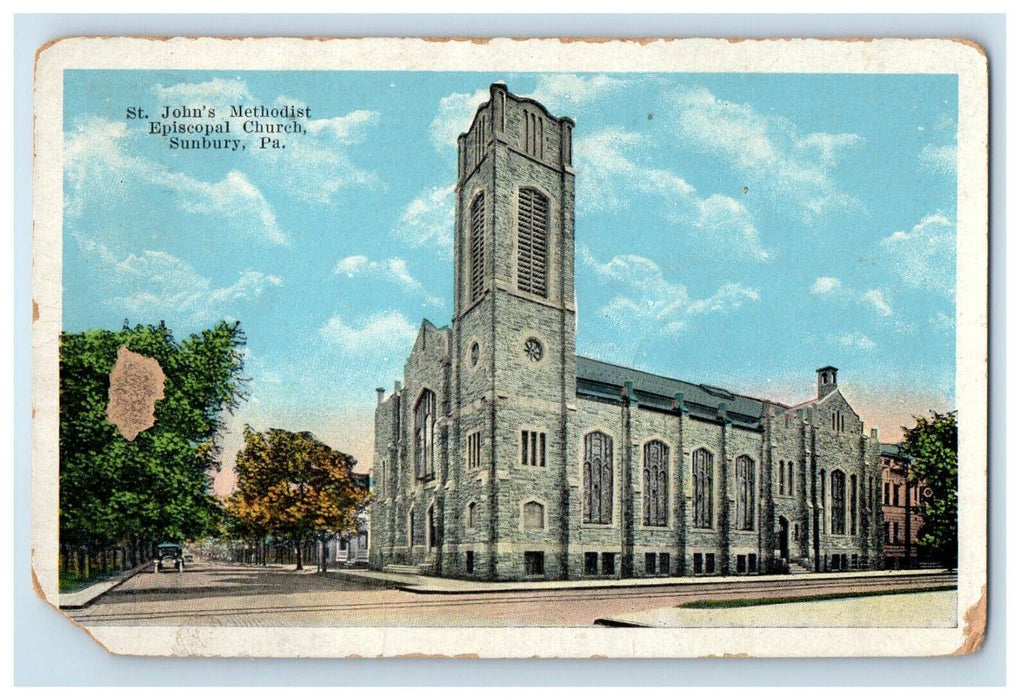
[154,542,185,573]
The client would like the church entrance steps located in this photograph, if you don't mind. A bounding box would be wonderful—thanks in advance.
[334,568,955,596]
[788,559,814,575]
[382,564,421,576]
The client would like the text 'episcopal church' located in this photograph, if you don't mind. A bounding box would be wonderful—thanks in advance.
[369,84,886,581]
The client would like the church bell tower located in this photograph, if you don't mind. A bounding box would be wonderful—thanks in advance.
[450,83,577,580]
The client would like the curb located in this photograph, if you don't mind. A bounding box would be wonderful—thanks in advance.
[58,562,151,609]
[334,568,956,596]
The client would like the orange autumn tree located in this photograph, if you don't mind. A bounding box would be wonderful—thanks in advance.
[227,426,367,570]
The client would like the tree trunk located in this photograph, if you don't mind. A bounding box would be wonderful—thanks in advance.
[294,540,303,570]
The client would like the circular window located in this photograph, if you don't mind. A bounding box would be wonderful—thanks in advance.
[523,337,544,362]
[470,342,480,367]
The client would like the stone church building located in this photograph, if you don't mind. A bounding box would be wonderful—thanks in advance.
[369,84,885,581]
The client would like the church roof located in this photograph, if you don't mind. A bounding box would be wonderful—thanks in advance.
[575,356,776,428]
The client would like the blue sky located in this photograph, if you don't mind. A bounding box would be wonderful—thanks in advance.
[63,70,958,489]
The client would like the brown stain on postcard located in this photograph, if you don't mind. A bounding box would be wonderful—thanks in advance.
[106,346,166,441]
[950,585,987,655]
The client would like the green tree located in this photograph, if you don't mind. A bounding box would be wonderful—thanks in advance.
[228,427,367,571]
[902,410,958,569]
[59,321,247,579]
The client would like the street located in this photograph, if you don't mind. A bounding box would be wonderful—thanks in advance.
[67,557,956,628]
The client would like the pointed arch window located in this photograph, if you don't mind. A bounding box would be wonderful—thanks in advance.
[583,431,614,524]
[850,473,858,535]
[413,389,437,481]
[692,448,714,529]
[831,469,846,534]
[735,455,755,531]
[469,193,486,302]
[642,441,669,526]
[516,188,549,298]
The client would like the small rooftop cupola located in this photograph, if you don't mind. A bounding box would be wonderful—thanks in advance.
[816,365,838,399]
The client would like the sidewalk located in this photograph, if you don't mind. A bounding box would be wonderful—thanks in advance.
[332,567,953,595]
[594,589,958,628]
[58,562,152,609]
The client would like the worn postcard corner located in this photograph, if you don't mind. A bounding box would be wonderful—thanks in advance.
[32,35,988,659]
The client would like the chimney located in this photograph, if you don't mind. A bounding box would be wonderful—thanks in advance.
[376,387,385,404]
[816,366,838,399]
[394,380,402,394]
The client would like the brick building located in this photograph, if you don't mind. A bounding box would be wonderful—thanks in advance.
[880,443,926,569]
[369,84,886,581]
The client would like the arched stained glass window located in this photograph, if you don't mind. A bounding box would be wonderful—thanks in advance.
[850,473,858,535]
[413,389,436,480]
[692,448,714,528]
[831,469,846,534]
[736,455,755,531]
[516,188,549,298]
[583,431,614,524]
[643,441,669,526]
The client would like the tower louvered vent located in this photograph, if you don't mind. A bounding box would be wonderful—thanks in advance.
[516,188,548,298]
[470,193,485,301]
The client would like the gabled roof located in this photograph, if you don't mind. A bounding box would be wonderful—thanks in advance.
[575,356,781,428]
[880,443,905,459]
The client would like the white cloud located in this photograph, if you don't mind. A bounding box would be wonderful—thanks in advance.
[796,132,862,167]
[583,248,759,335]
[577,127,770,261]
[305,109,378,144]
[918,144,957,177]
[811,277,842,296]
[528,74,626,112]
[319,311,418,356]
[64,115,289,245]
[333,255,444,309]
[827,332,876,352]
[881,213,957,296]
[862,289,893,317]
[393,185,455,249]
[672,87,861,221]
[430,89,491,154]
[75,236,282,324]
[931,311,956,332]
[167,170,289,245]
[152,78,253,104]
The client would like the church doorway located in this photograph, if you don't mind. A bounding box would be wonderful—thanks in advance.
[779,516,790,561]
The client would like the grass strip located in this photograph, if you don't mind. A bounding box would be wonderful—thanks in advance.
[677,585,955,609]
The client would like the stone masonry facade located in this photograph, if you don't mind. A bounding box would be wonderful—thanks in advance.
[369,84,886,581]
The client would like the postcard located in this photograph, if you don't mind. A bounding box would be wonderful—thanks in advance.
[32,36,988,658]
